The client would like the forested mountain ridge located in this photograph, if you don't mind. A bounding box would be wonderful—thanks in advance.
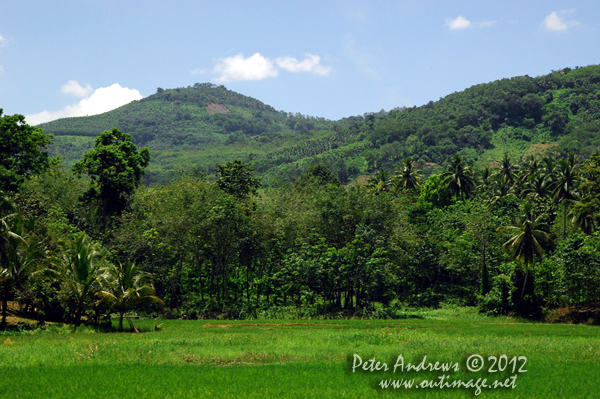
[41,65,600,186]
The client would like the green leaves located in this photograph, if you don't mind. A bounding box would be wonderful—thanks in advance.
[215,160,261,199]
[73,128,150,217]
[0,110,55,191]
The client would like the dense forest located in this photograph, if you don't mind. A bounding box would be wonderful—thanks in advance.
[2,64,600,329]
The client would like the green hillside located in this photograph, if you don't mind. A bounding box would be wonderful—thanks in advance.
[40,83,337,183]
[42,65,600,186]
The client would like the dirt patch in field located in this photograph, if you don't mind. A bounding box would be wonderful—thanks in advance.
[203,322,325,328]
[206,102,231,115]
[181,351,308,366]
[1,302,37,328]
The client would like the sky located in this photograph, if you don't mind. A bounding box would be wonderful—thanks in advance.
[1,1,599,125]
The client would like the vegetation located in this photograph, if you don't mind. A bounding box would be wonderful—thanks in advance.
[2,63,600,397]
[0,109,55,191]
[38,65,600,187]
[4,66,600,326]
[1,316,599,398]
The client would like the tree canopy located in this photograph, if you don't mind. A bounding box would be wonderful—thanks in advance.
[0,110,54,191]
[72,128,150,217]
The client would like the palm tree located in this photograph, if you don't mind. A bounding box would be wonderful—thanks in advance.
[391,157,422,192]
[476,166,493,194]
[521,172,551,200]
[47,233,106,327]
[97,260,163,331]
[0,192,26,329]
[552,154,580,237]
[497,202,552,302]
[442,154,476,199]
[499,153,518,185]
[487,176,513,208]
[542,156,556,178]
[367,169,392,195]
[519,155,540,183]
[568,199,598,235]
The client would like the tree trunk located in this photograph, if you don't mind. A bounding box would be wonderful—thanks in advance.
[519,261,529,302]
[1,281,8,329]
[74,300,84,327]
[1,298,7,329]
[119,311,125,332]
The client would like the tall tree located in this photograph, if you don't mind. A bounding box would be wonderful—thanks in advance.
[497,202,552,301]
[392,157,422,192]
[0,110,55,191]
[552,154,580,238]
[442,154,476,199]
[498,153,518,185]
[72,128,150,218]
[0,192,24,328]
[215,160,261,199]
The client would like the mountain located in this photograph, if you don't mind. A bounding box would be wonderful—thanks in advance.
[40,65,600,186]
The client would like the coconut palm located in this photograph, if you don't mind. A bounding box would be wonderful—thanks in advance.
[542,156,557,178]
[367,169,392,195]
[0,192,26,329]
[487,176,513,208]
[47,233,106,327]
[552,154,580,237]
[391,157,422,192]
[476,166,491,190]
[497,202,552,302]
[524,173,551,199]
[519,155,541,182]
[442,154,476,199]
[499,153,518,185]
[97,260,163,331]
[568,199,599,235]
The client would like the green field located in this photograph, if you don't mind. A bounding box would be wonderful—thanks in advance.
[1,309,599,398]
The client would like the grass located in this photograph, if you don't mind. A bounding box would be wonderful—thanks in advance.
[1,308,599,398]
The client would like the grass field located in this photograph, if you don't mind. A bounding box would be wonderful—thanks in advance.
[1,308,599,398]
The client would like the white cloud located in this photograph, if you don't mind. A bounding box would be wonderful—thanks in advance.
[446,16,497,30]
[479,20,496,28]
[26,82,143,125]
[543,10,579,32]
[275,54,331,76]
[213,53,279,83]
[544,12,567,31]
[190,69,206,75]
[211,52,332,82]
[61,80,93,98]
[0,34,6,47]
[447,16,472,30]
[0,66,4,78]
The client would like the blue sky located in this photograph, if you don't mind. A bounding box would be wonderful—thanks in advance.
[1,1,599,125]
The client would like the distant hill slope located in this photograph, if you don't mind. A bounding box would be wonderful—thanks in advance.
[40,83,336,164]
[42,65,600,186]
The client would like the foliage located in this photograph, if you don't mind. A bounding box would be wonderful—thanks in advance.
[45,233,108,326]
[0,110,55,191]
[97,260,163,331]
[72,128,150,218]
[38,64,600,187]
[293,164,340,190]
[215,160,261,199]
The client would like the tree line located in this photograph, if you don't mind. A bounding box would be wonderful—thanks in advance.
[2,107,600,330]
